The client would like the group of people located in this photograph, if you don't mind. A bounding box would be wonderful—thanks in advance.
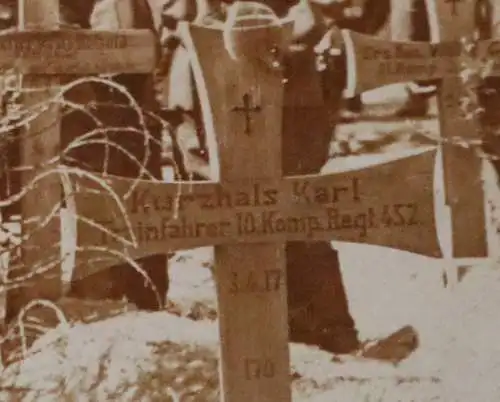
[0,0,499,359]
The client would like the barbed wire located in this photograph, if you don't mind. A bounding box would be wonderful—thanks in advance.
[2,9,500,366]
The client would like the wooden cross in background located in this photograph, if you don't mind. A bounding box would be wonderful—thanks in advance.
[3,0,157,324]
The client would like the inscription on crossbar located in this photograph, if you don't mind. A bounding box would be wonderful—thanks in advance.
[72,148,441,283]
[346,30,500,95]
[0,32,127,55]
[0,30,156,74]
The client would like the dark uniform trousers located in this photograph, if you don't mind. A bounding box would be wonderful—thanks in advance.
[282,47,359,353]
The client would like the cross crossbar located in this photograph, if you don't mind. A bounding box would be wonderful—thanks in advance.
[343,31,500,96]
[72,147,439,281]
[0,29,157,74]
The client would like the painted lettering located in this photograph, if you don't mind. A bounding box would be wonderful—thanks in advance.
[0,36,128,58]
[244,358,275,380]
[237,212,257,234]
[291,178,360,205]
[130,189,174,214]
[163,218,231,239]
[200,184,280,209]
[229,269,282,294]
[362,45,391,60]
[394,44,427,59]
[93,175,425,250]
[97,217,232,245]
[378,61,438,78]
[238,211,314,237]
[326,207,377,238]
[197,193,215,209]
[407,203,419,225]
[380,204,420,227]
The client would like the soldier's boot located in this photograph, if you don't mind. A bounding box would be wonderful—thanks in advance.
[286,242,360,354]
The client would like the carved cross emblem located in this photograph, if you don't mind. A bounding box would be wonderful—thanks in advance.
[231,93,262,135]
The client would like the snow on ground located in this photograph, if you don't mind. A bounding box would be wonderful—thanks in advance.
[1,256,499,401]
[2,83,500,400]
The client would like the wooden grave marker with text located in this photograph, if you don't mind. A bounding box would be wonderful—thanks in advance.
[344,0,492,259]
[3,0,157,323]
[73,2,497,401]
[9,1,496,401]
[71,13,445,402]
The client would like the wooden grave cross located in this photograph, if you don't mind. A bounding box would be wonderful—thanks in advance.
[67,2,490,400]
[8,0,497,401]
[2,0,157,323]
[343,0,498,267]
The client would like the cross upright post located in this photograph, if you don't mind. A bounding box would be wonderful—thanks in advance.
[3,0,157,327]
[5,0,64,326]
[427,0,488,261]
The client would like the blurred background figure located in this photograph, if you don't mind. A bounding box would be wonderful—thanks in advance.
[328,0,391,122]
[394,0,493,118]
[392,0,437,118]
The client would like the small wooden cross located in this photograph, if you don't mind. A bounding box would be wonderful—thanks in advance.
[4,0,157,324]
[231,93,261,135]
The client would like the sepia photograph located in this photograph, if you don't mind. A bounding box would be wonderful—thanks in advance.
[0,0,498,400]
